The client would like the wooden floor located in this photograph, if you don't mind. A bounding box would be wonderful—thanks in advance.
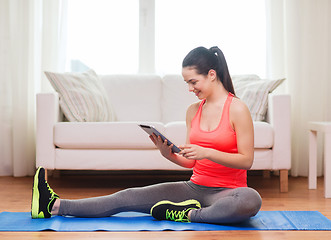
[0,171,331,239]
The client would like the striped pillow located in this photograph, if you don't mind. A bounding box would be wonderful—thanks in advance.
[45,70,115,122]
[233,76,285,121]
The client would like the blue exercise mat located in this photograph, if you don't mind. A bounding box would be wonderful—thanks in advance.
[0,211,331,232]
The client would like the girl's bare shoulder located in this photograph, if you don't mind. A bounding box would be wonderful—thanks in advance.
[230,97,251,119]
[186,101,201,120]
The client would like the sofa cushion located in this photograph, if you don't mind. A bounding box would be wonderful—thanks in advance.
[233,75,285,121]
[162,75,197,123]
[55,149,187,170]
[100,75,163,122]
[45,70,115,122]
[164,121,187,147]
[54,121,273,150]
[253,121,274,148]
[54,122,165,149]
[251,149,273,169]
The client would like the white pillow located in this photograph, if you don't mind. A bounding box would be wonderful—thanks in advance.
[45,69,116,122]
[233,76,285,121]
[232,74,261,82]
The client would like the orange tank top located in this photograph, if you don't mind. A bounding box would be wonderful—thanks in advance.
[189,93,247,188]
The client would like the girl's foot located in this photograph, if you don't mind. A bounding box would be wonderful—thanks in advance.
[150,199,201,223]
[31,167,60,218]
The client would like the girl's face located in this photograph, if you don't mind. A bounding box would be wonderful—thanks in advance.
[182,67,216,99]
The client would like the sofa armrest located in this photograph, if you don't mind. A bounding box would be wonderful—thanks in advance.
[266,93,291,169]
[36,92,61,169]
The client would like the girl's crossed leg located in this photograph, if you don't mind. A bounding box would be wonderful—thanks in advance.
[57,180,262,224]
[32,167,261,224]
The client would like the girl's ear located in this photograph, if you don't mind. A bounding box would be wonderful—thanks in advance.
[208,69,217,81]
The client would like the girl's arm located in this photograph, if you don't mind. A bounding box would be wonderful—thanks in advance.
[180,98,254,170]
[149,102,199,169]
[149,135,195,168]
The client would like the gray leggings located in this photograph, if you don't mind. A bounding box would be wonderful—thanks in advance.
[58,181,262,224]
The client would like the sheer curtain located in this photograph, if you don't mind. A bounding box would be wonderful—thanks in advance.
[0,0,66,176]
[266,0,331,176]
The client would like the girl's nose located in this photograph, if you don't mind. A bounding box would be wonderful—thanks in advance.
[188,84,194,92]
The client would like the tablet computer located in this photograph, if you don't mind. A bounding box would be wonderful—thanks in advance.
[138,124,181,153]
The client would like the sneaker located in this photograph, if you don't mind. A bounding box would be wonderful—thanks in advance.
[150,199,201,223]
[31,167,59,218]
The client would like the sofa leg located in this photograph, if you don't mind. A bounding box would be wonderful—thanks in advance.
[263,170,271,178]
[280,169,288,192]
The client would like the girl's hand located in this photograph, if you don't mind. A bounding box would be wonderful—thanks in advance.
[179,144,207,160]
[149,134,175,159]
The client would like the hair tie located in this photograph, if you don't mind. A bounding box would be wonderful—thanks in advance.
[209,46,219,54]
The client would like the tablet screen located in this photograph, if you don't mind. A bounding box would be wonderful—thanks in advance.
[139,124,181,153]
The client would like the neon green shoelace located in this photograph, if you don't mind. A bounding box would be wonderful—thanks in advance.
[45,181,59,213]
[46,181,57,198]
[165,208,193,222]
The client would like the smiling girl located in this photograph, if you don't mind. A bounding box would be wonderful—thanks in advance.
[31,46,262,224]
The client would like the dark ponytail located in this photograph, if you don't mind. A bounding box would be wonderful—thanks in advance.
[182,46,235,95]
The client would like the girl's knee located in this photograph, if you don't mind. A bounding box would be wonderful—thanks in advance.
[247,188,262,215]
[236,187,262,216]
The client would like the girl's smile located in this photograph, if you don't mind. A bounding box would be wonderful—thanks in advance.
[182,67,207,99]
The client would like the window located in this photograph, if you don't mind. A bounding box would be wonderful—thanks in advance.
[155,0,266,76]
[66,0,266,77]
[66,0,139,74]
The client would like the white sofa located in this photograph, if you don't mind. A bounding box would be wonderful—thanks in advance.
[36,74,291,192]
